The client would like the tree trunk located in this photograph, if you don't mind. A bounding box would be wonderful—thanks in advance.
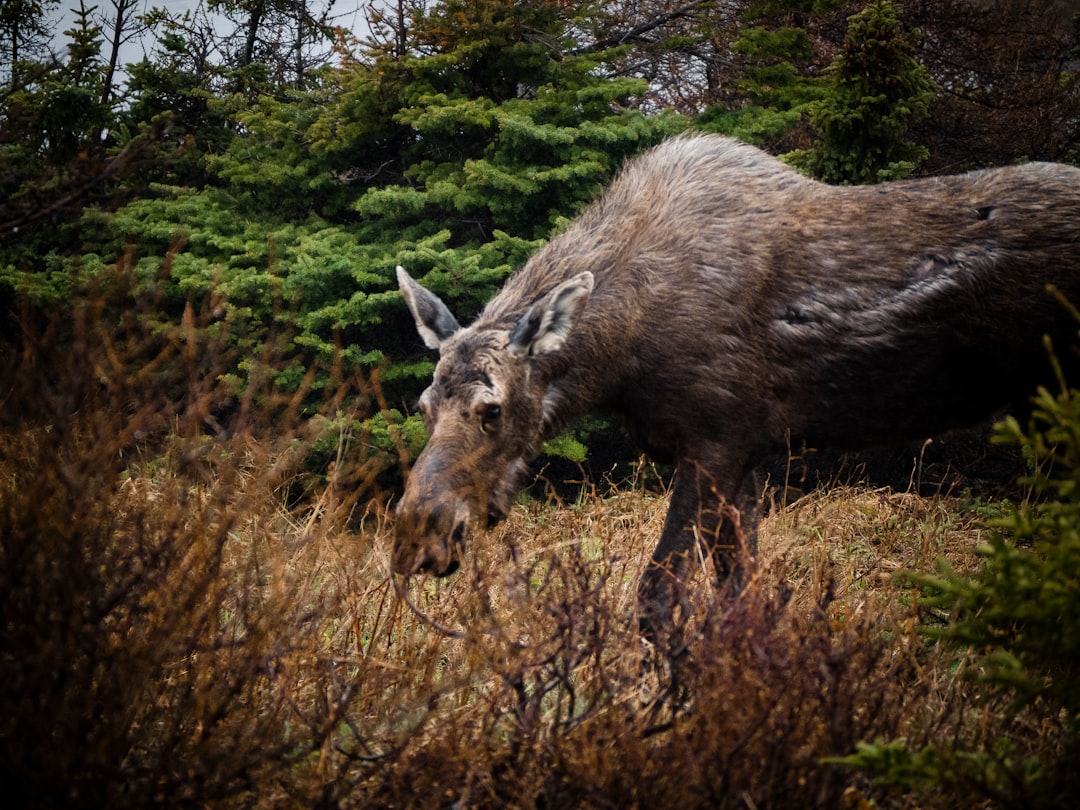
[241,0,265,67]
[100,1,135,106]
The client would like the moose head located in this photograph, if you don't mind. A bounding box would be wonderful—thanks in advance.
[392,266,593,577]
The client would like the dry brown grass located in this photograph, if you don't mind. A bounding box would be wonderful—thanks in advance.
[0,281,1030,809]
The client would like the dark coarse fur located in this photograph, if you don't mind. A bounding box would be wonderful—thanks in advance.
[394,133,1080,633]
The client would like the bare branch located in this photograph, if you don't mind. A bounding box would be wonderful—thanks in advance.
[569,0,714,56]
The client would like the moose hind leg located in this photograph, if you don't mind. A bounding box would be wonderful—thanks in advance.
[707,469,761,595]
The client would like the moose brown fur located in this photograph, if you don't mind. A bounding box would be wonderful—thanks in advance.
[393,133,1080,631]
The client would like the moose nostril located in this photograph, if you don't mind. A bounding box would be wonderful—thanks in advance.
[450,521,466,549]
[410,547,433,575]
[396,502,468,577]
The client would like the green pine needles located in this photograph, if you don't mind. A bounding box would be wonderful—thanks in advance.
[788,0,935,184]
[837,328,1080,806]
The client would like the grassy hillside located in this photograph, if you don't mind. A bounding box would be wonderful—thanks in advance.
[0,286,1066,809]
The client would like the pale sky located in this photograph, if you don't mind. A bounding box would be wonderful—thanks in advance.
[48,1,370,77]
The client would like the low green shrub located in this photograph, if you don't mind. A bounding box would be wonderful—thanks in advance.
[837,373,1080,807]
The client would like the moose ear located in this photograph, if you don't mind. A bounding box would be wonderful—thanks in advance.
[510,271,594,357]
[397,265,461,350]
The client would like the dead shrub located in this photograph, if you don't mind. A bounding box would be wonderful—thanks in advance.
[0,267,1038,809]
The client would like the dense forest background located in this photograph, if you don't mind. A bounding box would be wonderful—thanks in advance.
[3,0,1079,485]
[4,3,1080,807]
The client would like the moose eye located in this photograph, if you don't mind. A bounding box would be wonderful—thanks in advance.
[415,395,435,428]
[479,402,502,431]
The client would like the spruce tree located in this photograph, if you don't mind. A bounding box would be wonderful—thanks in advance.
[3,0,684,472]
[696,0,846,146]
[788,0,935,184]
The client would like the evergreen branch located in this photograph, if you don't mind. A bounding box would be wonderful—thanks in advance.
[0,124,163,240]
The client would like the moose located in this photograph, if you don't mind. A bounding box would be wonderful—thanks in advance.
[392,133,1080,632]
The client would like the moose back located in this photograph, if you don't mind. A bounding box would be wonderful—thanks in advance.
[393,133,1080,629]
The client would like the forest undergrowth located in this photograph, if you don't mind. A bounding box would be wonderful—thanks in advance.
[0,279,1060,809]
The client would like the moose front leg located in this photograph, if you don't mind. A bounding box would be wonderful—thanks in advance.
[637,457,760,642]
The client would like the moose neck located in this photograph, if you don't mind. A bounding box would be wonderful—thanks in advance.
[476,146,761,444]
[481,231,645,442]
